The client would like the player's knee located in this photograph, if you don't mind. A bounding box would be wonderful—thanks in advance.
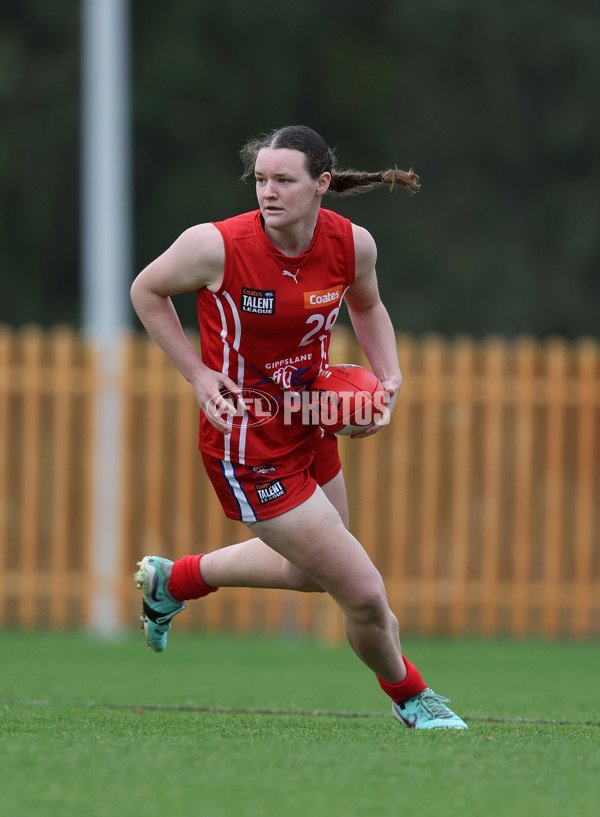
[349,580,390,625]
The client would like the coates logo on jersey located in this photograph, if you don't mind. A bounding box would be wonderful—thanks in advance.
[303,286,344,309]
[206,387,279,427]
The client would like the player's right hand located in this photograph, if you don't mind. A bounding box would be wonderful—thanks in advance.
[192,369,244,434]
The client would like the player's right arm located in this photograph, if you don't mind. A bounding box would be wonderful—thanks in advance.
[130,223,238,433]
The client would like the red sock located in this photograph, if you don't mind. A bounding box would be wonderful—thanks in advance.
[167,554,219,602]
[377,656,427,703]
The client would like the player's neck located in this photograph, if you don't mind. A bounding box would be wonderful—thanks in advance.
[262,213,319,257]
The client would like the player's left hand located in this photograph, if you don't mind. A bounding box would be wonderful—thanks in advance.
[350,379,400,439]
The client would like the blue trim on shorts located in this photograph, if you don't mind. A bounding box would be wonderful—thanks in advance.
[219,459,258,523]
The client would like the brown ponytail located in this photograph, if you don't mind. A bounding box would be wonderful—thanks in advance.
[240,125,420,196]
[328,167,420,196]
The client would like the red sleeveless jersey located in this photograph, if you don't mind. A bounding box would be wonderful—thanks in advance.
[196,208,355,464]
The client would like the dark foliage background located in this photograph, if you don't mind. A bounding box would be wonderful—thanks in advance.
[1,0,598,337]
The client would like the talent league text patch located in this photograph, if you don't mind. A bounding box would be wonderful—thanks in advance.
[255,479,286,504]
[241,288,276,315]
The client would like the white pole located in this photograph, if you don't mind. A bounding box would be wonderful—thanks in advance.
[81,0,131,634]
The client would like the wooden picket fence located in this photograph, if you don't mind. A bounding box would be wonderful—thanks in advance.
[0,324,599,640]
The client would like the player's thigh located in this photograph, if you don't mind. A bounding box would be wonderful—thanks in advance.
[320,469,349,528]
[310,433,348,527]
[249,486,384,606]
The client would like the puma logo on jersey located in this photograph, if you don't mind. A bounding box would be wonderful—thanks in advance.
[282,269,300,283]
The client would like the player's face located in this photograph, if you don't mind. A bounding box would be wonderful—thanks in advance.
[254,148,330,231]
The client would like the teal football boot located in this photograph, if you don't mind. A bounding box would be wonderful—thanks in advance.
[134,556,186,652]
[393,687,468,729]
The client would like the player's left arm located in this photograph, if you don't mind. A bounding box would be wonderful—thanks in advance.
[344,224,403,434]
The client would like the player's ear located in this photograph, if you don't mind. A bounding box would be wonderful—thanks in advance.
[316,172,331,197]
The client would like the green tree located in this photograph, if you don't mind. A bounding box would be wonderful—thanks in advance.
[0,0,80,325]
[1,0,598,338]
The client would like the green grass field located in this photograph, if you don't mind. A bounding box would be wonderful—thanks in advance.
[1,631,598,817]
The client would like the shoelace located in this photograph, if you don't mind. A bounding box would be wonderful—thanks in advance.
[420,690,454,719]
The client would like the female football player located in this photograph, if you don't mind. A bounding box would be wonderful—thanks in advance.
[130,125,467,729]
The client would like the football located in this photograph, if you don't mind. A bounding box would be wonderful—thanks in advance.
[310,363,387,435]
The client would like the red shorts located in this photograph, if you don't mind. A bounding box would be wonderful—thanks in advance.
[201,433,341,523]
